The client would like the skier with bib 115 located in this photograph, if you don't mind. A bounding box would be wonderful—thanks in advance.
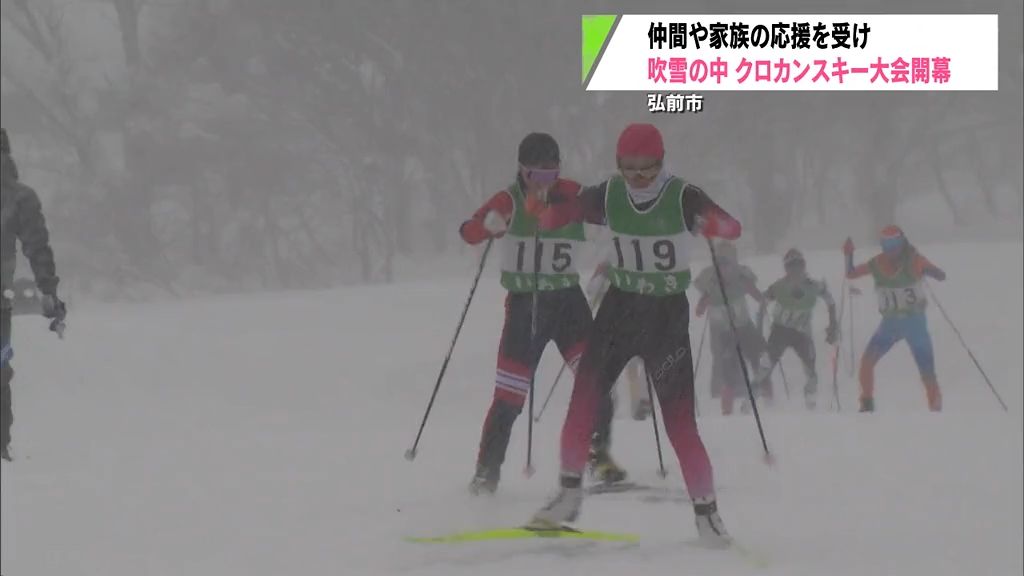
[757,248,839,410]
[458,132,626,494]
[523,123,741,547]
[844,226,946,412]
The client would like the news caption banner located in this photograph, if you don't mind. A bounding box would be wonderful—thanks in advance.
[580,14,999,113]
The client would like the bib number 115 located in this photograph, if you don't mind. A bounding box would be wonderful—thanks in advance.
[515,241,572,273]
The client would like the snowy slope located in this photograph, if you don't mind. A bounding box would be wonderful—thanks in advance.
[2,242,1022,576]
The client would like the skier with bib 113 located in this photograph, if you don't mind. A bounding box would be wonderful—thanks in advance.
[458,132,626,494]
[757,248,839,410]
[844,226,946,412]
[524,123,741,547]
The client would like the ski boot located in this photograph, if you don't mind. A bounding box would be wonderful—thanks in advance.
[804,391,817,411]
[924,379,942,412]
[588,447,628,484]
[527,476,583,529]
[859,397,875,413]
[468,464,499,496]
[693,496,732,548]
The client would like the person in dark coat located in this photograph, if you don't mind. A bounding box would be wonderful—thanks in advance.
[1,127,66,461]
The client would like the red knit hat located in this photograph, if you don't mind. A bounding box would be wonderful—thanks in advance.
[616,123,664,159]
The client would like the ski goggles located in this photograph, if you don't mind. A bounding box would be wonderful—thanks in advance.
[880,236,906,254]
[520,166,560,185]
[618,161,661,179]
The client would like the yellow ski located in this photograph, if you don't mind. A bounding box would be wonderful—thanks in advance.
[405,525,639,544]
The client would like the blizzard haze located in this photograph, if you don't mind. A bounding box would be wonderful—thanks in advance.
[1,0,1021,297]
[1,1,1022,576]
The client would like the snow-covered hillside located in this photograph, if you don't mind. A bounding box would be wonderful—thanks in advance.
[2,242,1021,576]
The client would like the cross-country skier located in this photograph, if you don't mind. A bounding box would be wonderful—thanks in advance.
[1,128,66,462]
[458,132,626,494]
[844,226,946,412]
[693,242,772,415]
[757,248,839,410]
[584,260,649,484]
[524,123,741,546]
[586,259,652,421]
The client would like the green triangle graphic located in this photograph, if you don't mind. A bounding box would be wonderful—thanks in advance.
[582,15,618,84]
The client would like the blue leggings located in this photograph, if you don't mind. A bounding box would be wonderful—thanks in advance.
[864,313,935,379]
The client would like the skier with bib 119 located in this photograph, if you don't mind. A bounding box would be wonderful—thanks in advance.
[757,248,839,410]
[586,257,653,422]
[583,259,651,482]
[458,132,626,494]
[844,226,946,412]
[524,123,741,547]
[693,242,772,415]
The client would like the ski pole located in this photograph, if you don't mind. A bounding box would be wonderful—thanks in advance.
[534,361,567,423]
[405,239,493,461]
[691,314,709,418]
[644,370,668,478]
[760,327,790,401]
[830,279,849,412]
[777,361,791,400]
[524,228,541,477]
[693,313,709,382]
[924,282,1008,412]
[847,286,860,377]
[707,238,772,463]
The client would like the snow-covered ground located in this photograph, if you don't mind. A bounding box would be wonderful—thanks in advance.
[2,241,1022,576]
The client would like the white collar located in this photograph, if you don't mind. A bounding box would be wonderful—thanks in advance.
[626,169,671,205]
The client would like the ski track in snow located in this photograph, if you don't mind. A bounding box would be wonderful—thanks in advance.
[2,242,1022,576]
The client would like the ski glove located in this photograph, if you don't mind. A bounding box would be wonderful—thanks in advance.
[42,294,66,322]
[482,210,508,237]
[825,322,839,345]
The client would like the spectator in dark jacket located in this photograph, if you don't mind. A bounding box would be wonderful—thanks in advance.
[1,127,66,461]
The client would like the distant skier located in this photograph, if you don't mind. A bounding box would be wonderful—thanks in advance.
[693,242,772,415]
[1,127,66,461]
[844,227,946,412]
[458,132,625,494]
[525,123,741,547]
[757,249,839,410]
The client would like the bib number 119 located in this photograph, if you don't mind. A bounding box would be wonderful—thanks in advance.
[613,237,676,272]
